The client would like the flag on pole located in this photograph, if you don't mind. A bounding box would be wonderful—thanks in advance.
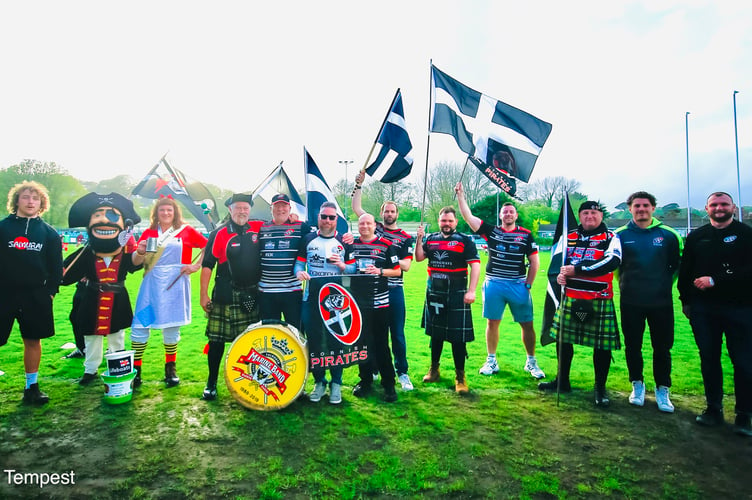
[304,148,349,234]
[365,89,414,183]
[540,193,577,346]
[132,156,219,232]
[468,156,517,197]
[430,64,552,183]
[249,163,306,221]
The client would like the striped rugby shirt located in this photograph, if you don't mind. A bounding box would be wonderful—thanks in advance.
[375,222,414,288]
[477,221,538,280]
[258,220,311,293]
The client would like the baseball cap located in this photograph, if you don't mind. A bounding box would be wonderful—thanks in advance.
[271,194,290,205]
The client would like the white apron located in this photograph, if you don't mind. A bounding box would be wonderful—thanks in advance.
[132,235,191,329]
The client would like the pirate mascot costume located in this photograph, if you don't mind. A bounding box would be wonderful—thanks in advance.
[62,193,142,385]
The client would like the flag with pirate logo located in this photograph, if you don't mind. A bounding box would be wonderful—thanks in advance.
[310,282,367,369]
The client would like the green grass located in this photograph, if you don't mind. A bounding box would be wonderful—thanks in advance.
[0,250,749,499]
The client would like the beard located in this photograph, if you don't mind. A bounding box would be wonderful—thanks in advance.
[383,215,397,226]
[87,224,124,254]
[440,226,455,236]
[709,211,733,223]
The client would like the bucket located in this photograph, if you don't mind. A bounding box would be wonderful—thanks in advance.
[104,350,134,376]
[101,370,137,404]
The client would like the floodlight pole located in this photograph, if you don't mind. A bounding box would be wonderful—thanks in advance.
[685,112,691,234]
[339,160,353,219]
[733,91,742,220]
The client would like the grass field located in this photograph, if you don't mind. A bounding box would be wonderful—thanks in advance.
[0,249,749,499]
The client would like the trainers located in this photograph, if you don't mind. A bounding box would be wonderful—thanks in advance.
[309,381,327,403]
[329,383,342,405]
[352,382,372,398]
[524,358,545,379]
[202,383,218,401]
[22,383,49,405]
[629,380,645,407]
[538,378,572,393]
[79,372,98,386]
[655,385,674,413]
[696,408,724,427]
[383,385,398,403]
[594,385,610,407]
[64,348,85,359]
[398,373,414,391]
[734,414,752,437]
[479,358,499,376]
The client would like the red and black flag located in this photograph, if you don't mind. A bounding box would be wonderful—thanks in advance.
[132,156,219,232]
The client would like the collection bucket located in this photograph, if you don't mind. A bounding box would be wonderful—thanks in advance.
[101,370,137,404]
[104,350,134,376]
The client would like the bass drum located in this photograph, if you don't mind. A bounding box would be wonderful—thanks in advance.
[224,320,309,411]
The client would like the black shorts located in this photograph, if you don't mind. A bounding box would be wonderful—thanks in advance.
[0,288,55,346]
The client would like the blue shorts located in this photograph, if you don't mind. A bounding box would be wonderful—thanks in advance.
[481,278,533,323]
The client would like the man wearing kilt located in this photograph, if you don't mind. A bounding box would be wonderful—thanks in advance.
[199,193,262,401]
[416,206,481,394]
[539,201,622,407]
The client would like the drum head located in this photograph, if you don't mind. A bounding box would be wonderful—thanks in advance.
[224,321,309,411]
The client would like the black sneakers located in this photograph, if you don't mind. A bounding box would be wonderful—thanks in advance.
[22,383,49,405]
[594,385,610,407]
[696,408,724,427]
[352,383,373,398]
[734,414,752,437]
[202,382,218,401]
[79,372,98,386]
[538,379,572,393]
[383,385,398,403]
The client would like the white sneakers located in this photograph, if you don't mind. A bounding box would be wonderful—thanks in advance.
[524,359,545,379]
[629,381,674,413]
[309,381,327,403]
[655,385,674,413]
[398,373,414,391]
[479,358,500,375]
[629,380,646,406]
[329,383,342,405]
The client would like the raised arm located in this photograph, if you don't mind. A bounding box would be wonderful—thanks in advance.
[454,182,482,232]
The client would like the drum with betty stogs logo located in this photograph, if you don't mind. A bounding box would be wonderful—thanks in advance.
[224,320,309,411]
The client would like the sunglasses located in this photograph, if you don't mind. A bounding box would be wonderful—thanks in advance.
[319,214,337,220]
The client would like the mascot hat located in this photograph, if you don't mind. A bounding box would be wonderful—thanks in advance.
[68,192,142,228]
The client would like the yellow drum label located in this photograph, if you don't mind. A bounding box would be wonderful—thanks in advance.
[224,322,309,411]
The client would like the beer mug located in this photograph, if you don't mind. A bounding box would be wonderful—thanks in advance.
[145,237,158,253]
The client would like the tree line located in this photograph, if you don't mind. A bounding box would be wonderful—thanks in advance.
[3,158,611,234]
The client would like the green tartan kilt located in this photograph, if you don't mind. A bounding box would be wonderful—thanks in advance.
[204,288,260,343]
[551,296,620,351]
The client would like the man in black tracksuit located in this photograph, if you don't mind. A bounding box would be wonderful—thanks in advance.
[0,181,62,405]
[678,191,752,436]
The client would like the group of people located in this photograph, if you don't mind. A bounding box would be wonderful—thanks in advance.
[1,178,750,437]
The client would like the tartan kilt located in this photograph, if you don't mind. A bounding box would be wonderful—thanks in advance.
[205,288,259,343]
[421,279,474,344]
[551,296,620,350]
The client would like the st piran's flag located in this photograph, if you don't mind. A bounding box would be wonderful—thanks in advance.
[249,163,306,222]
[430,64,552,184]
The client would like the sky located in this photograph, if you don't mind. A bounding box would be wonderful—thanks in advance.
[2,0,750,212]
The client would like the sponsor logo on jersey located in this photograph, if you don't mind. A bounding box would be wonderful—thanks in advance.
[8,237,43,251]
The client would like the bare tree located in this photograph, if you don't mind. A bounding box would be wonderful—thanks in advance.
[518,176,582,207]
[421,160,495,222]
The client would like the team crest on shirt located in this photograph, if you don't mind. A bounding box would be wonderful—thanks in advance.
[724,235,737,243]
[285,229,295,237]
[652,237,664,246]
[318,283,362,345]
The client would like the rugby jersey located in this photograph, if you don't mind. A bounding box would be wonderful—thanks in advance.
[350,235,400,309]
[375,222,414,287]
[258,220,311,293]
[477,221,537,280]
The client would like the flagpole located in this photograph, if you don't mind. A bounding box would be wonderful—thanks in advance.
[556,192,570,407]
[685,112,691,234]
[420,61,434,226]
[733,91,742,220]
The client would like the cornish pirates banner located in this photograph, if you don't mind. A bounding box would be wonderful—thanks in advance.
[312,282,366,370]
